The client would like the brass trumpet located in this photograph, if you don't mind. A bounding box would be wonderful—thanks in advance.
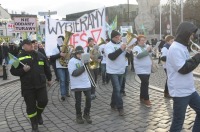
[190,40,200,54]
[126,31,137,47]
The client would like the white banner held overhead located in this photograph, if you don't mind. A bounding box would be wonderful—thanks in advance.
[14,17,37,32]
[45,7,106,56]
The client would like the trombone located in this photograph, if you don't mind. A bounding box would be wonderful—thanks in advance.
[190,40,200,54]
[81,53,97,88]
[83,63,97,88]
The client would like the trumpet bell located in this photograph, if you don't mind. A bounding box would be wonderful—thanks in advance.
[126,31,137,47]
[190,40,200,54]
[88,61,99,70]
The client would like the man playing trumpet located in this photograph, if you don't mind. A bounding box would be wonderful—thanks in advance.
[105,30,130,116]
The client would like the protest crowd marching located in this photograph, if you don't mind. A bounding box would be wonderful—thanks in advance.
[1,5,200,132]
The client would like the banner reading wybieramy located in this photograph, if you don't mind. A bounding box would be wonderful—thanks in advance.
[45,7,106,56]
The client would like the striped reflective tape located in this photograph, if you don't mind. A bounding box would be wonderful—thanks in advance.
[18,56,32,61]
[28,111,37,118]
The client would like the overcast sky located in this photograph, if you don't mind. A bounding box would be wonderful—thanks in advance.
[1,0,168,20]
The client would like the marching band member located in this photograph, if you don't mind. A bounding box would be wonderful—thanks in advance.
[99,38,110,84]
[160,35,174,98]
[10,39,52,132]
[105,30,129,116]
[166,22,200,132]
[50,36,70,101]
[84,37,100,100]
[68,46,92,124]
[133,35,152,107]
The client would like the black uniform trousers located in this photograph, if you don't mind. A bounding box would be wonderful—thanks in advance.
[75,90,91,115]
[23,87,48,118]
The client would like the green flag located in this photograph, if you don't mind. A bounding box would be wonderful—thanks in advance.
[8,53,20,68]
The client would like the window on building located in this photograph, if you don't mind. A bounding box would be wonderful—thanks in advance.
[0,30,3,36]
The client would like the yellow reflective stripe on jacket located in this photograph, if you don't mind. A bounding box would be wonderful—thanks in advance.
[38,61,44,65]
[37,106,44,110]
[18,56,32,61]
[28,112,37,118]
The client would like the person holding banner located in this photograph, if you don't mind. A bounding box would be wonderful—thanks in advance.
[105,30,130,116]
[68,46,92,124]
[10,39,52,132]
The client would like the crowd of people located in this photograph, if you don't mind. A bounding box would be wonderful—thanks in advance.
[6,21,200,132]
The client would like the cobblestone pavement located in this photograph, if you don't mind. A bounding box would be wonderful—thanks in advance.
[0,66,199,132]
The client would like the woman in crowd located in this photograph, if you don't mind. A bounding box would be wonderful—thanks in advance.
[133,35,152,107]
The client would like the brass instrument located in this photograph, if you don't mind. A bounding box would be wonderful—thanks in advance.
[81,53,97,88]
[190,40,200,54]
[98,37,106,46]
[59,31,74,67]
[88,46,101,69]
[126,31,137,47]
[83,63,97,88]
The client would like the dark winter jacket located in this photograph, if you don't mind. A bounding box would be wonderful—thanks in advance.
[10,50,52,92]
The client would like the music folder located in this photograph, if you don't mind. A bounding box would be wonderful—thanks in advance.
[81,53,90,63]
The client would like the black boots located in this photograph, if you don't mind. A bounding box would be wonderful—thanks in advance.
[30,117,39,132]
[37,114,43,125]
[83,113,92,124]
[37,108,44,125]
[76,114,84,124]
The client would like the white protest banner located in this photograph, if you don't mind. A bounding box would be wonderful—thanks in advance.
[45,7,106,56]
[14,17,37,32]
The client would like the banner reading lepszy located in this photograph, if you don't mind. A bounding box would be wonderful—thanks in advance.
[45,7,106,56]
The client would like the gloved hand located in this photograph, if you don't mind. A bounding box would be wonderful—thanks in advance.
[192,53,200,63]
[23,64,31,72]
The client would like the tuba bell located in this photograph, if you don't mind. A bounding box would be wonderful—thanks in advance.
[59,31,74,67]
[98,37,106,46]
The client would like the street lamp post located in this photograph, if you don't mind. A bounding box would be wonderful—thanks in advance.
[127,0,130,26]
[170,0,173,35]
[160,1,162,40]
[180,0,183,22]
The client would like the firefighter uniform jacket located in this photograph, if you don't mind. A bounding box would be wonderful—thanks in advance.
[10,50,52,93]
